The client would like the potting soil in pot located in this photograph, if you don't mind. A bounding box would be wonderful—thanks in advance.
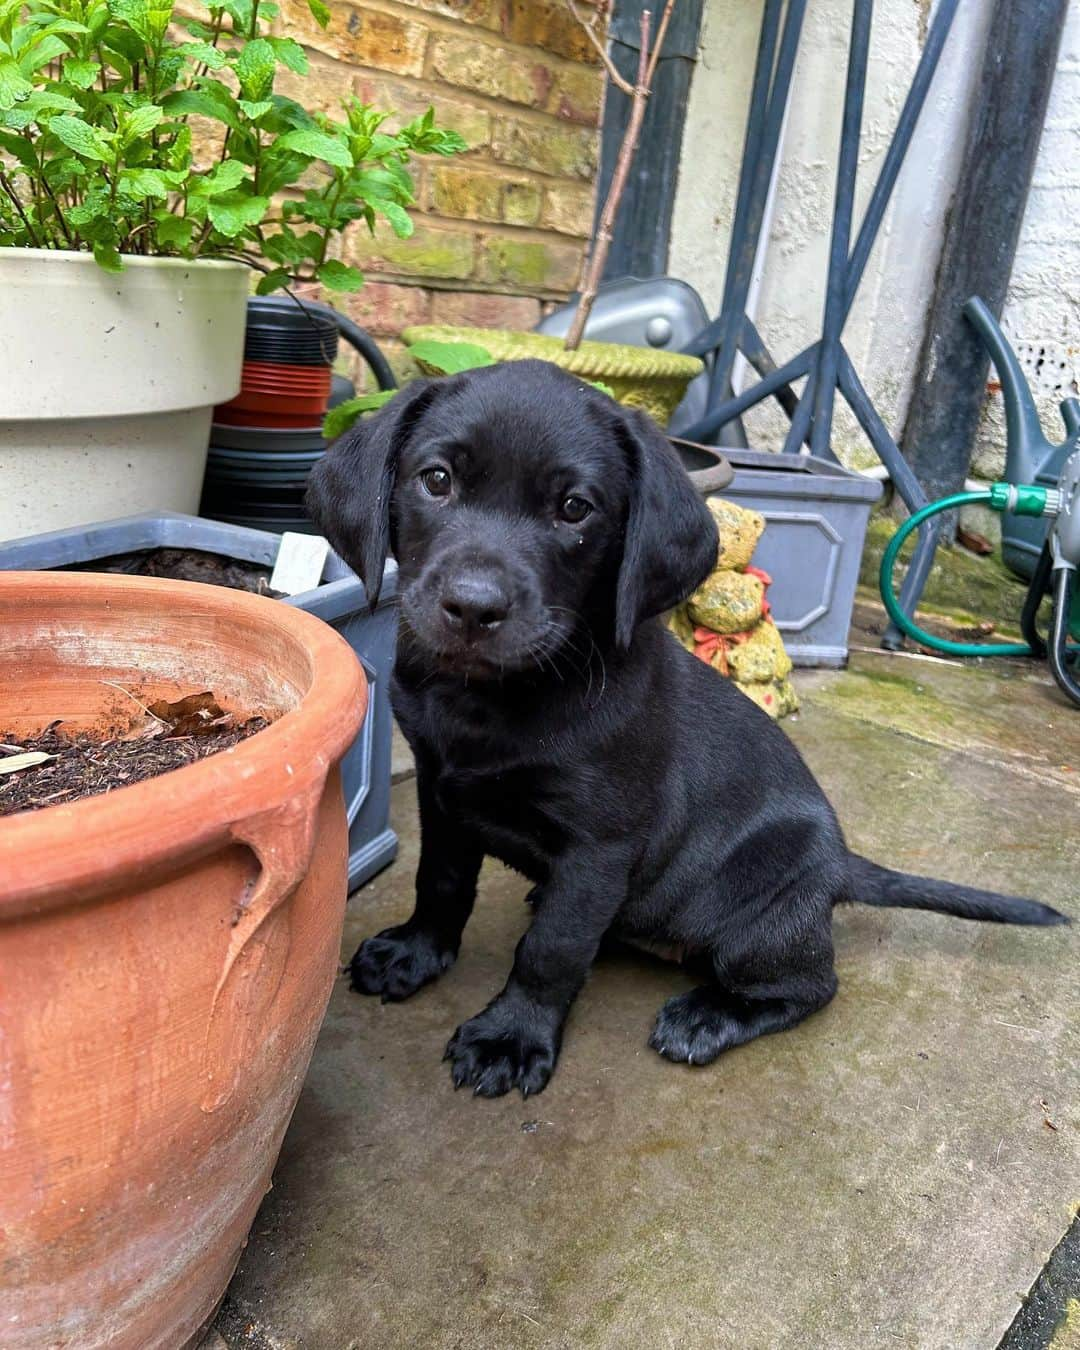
[65,547,284,596]
[0,693,268,816]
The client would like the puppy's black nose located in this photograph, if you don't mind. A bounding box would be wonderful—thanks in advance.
[440,575,510,638]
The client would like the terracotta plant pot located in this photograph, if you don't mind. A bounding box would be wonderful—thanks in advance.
[402,323,705,426]
[0,571,366,1350]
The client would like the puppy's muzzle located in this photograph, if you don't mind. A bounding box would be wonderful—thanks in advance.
[438,571,511,644]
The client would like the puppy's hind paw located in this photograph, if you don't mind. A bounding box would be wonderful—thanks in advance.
[649,987,739,1067]
[349,926,455,1002]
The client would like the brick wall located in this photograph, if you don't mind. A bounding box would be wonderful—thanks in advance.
[275,0,603,381]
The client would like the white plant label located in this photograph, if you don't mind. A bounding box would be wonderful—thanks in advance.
[270,532,330,596]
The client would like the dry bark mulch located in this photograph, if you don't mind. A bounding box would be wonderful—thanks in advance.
[0,693,268,817]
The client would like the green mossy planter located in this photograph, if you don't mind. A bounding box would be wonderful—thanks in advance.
[401,324,704,427]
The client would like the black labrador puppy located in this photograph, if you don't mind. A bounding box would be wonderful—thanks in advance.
[307,360,1065,1098]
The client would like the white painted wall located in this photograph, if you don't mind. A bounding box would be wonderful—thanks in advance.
[972,2,1080,480]
[668,0,1079,479]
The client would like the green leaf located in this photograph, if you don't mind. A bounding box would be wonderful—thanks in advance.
[154,210,195,247]
[407,339,494,375]
[87,5,111,40]
[350,164,412,204]
[306,0,330,29]
[102,24,144,66]
[162,85,240,131]
[379,200,413,239]
[316,258,363,293]
[65,58,103,88]
[206,190,267,236]
[45,155,87,188]
[322,391,396,440]
[0,128,34,165]
[265,94,316,131]
[65,185,110,224]
[277,127,351,169]
[188,156,247,196]
[51,114,111,161]
[92,240,124,272]
[266,35,307,74]
[254,265,290,294]
[19,17,91,37]
[14,89,82,116]
[19,33,71,75]
[107,0,173,46]
[237,97,272,120]
[234,37,275,101]
[261,227,306,264]
[153,210,193,244]
[587,380,615,399]
[122,102,164,142]
[0,58,32,111]
[178,40,227,69]
[218,0,253,33]
[118,165,169,198]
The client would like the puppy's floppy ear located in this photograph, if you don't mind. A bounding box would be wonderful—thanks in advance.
[306,379,439,606]
[613,406,719,649]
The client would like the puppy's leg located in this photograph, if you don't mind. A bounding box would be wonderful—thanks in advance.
[650,884,839,1066]
[446,845,631,1098]
[350,773,482,1001]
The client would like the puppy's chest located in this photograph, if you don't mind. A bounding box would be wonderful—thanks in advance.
[434,763,566,875]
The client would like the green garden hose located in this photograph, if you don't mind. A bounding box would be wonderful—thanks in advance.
[880,484,1078,659]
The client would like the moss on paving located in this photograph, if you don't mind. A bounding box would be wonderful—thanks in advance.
[860,511,1042,633]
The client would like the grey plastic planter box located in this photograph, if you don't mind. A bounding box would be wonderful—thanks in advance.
[0,511,397,891]
[700,449,882,668]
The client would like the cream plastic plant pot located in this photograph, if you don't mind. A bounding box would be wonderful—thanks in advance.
[0,249,248,542]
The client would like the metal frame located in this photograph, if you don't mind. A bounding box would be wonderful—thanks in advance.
[681,0,962,645]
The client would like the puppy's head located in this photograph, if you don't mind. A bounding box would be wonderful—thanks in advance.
[307,360,716,677]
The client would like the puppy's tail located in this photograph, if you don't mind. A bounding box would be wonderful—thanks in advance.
[846,854,1068,927]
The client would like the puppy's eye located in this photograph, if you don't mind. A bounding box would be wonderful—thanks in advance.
[420,466,452,498]
[559,495,592,523]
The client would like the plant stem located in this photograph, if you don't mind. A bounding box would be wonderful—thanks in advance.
[563,0,676,351]
[316,175,345,266]
[39,175,75,248]
[0,171,43,248]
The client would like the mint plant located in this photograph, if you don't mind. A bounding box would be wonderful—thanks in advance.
[0,0,465,287]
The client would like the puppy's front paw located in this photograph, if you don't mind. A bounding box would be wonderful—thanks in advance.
[349,926,455,1002]
[444,998,560,1098]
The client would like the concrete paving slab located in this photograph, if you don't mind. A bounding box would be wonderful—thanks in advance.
[218,654,1080,1350]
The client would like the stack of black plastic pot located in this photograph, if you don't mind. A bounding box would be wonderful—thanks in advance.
[201,297,353,534]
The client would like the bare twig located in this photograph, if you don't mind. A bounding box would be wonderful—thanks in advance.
[567,0,634,94]
[563,0,677,350]
[645,0,677,85]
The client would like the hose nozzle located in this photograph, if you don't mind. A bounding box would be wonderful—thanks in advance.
[988,481,1056,517]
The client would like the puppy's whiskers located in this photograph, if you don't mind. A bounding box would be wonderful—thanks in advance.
[545,607,608,705]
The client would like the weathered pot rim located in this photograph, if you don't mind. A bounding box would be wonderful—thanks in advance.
[0,246,249,273]
[402,324,704,380]
[0,571,366,916]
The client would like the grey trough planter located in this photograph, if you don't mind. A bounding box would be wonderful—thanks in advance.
[0,511,397,892]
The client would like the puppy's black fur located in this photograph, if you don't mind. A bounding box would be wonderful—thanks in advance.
[308,361,1066,1098]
